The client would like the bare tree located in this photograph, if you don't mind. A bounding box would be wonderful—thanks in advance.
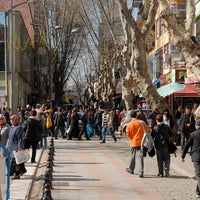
[33,0,84,105]
[78,0,123,108]
[116,0,200,113]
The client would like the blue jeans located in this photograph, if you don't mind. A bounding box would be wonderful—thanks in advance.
[129,146,144,176]
[39,137,47,148]
[102,125,117,142]
[97,124,102,139]
[47,127,54,137]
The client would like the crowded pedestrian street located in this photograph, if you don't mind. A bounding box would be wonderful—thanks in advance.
[4,135,197,200]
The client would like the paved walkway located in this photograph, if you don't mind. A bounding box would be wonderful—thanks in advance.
[0,148,44,200]
[50,139,160,200]
[1,135,198,200]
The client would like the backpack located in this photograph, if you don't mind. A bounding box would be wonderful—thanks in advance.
[46,116,53,128]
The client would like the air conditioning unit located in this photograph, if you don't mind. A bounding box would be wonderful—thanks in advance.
[134,0,143,7]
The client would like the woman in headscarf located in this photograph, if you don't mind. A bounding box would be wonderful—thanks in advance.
[0,114,10,148]
[8,115,27,179]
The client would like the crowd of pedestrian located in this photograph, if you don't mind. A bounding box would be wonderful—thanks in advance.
[125,103,200,199]
[0,102,200,199]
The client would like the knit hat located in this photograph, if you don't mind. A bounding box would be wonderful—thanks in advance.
[195,119,200,127]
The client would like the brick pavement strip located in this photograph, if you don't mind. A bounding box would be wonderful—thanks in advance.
[51,139,160,200]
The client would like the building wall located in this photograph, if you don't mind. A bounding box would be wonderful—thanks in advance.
[0,0,34,44]
[0,10,34,111]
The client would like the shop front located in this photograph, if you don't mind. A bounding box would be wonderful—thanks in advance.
[173,70,200,108]
[157,69,200,111]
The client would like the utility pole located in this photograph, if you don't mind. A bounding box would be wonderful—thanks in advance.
[10,0,15,112]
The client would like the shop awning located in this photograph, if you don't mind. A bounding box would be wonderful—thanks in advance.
[174,84,200,97]
[153,79,160,85]
[157,82,184,97]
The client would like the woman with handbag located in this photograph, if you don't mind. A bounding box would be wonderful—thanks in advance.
[8,115,27,179]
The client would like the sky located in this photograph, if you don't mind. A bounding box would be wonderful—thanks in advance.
[0,12,5,26]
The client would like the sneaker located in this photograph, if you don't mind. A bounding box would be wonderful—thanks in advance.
[139,173,143,178]
[126,168,134,174]
[157,173,163,177]
[11,176,20,180]
[20,169,27,176]
[196,195,200,199]
[100,141,105,144]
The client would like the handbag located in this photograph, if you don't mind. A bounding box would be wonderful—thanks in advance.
[140,121,155,157]
[13,149,30,164]
[86,124,93,136]
[167,141,177,154]
[159,126,177,154]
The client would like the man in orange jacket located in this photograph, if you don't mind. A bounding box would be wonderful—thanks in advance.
[126,110,149,177]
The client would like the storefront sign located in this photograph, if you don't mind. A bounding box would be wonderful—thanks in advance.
[185,69,200,84]
[160,69,186,86]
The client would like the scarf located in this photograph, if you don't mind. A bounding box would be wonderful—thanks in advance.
[0,122,6,128]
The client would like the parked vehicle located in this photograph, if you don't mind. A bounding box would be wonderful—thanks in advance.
[120,109,152,133]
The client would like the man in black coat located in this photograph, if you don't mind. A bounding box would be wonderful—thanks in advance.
[23,110,43,163]
[53,107,66,139]
[152,114,174,177]
[181,119,200,199]
[178,106,195,151]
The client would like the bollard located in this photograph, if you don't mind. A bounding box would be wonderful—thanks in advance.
[48,146,55,156]
[44,170,52,181]
[40,137,55,200]
[47,155,54,165]
[43,177,52,189]
[43,183,52,200]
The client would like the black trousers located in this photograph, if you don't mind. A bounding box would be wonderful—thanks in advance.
[10,158,26,176]
[24,141,38,162]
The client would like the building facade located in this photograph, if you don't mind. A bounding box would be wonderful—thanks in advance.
[0,0,34,112]
[146,0,200,110]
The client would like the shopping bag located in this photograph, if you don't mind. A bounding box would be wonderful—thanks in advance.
[13,149,30,164]
[86,124,93,136]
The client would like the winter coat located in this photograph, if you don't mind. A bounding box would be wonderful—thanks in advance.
[126,118,148,148]
[23,117,43,146]
[152,123,174,150]
[68,114,79,138]
[8,124,24,158]
[181,130,200,162]
[0,124,10,147]
[178,113,195,134]
[53,111,65,127]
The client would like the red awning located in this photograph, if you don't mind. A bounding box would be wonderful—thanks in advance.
[174,84,200,97]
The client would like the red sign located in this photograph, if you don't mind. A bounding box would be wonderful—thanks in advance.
[175,69,186,83]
